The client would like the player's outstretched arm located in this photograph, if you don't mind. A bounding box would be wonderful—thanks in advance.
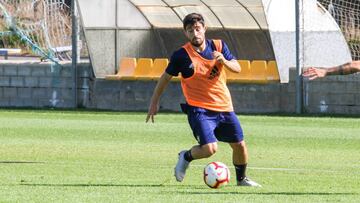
[146,72,172,123]
[303,67,327,80]
[303,60,360,80]
[349,60,360,73]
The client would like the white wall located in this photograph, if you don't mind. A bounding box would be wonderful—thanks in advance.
[263,0,351,83]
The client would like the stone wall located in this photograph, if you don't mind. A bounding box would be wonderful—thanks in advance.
[0,62,359,115]
[0,61,92,108]
[90,80,297,113]
[304,73,360,114]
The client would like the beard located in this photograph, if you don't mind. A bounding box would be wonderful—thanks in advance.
[191,37,204,47]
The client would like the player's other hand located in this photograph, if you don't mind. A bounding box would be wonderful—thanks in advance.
[212,51,225,64]
[146,101,159,123]
[303,67,327,80]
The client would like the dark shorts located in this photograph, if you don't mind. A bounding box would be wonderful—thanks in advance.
[182,104,244,145]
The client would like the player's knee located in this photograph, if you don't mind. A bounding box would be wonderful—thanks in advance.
[238,140,246,148]
[230,140,246,150]
[201,143,218,157]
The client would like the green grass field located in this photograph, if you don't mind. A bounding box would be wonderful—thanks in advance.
[0,109,359,202]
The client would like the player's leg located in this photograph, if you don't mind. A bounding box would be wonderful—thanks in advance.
[174,142,217,182]
[216,112,261,187]
[229,141,261,187]
[229,141,248,165]
[174,107,218,182]
[190,142,217,159]
[229,141,247,182]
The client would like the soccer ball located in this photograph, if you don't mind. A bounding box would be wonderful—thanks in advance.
[203,162,230,189]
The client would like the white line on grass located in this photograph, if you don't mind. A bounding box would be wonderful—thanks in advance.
[248,166,336,173]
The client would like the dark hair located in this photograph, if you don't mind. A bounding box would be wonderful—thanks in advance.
[182,13,205,30]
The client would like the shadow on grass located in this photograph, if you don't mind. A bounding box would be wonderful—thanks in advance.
[18,183,359,196]
[174,191,358,196]
[20,183,168,187]
[0,161,45,164]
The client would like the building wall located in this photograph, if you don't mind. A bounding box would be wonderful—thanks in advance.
[0,62,359,115]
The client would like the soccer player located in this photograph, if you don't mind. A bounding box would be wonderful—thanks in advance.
[146,13,261,187]
[303,61,360,80]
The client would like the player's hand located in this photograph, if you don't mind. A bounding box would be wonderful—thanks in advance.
[303,67,327,80]
[212,51,225,64]
[146,100,159,123]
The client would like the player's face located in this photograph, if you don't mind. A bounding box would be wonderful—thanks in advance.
[185,22,206,47]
